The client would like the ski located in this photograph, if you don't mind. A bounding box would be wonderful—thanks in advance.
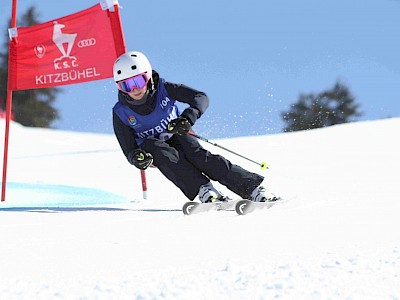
[183,198,284,216]
[182,199,241,215]
[235,199,280,215]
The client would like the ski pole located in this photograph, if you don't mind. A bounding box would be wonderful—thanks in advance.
[188,132,268,170]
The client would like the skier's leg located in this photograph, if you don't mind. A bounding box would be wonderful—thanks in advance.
[140,137,209,200]
[173,134,264,199]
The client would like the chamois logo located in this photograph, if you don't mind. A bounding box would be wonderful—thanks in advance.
[52,22,76,57]
[52,22,78,70]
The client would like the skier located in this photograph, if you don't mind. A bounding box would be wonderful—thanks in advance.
[112,51,277,203]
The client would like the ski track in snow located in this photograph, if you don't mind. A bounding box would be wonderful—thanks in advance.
[1,119,400,299]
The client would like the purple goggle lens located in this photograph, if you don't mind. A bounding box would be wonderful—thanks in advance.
[117,73,148,93]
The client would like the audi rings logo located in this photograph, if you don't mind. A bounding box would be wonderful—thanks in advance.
[77,38,96,48]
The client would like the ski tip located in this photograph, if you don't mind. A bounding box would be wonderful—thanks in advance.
[182,201,198,215]
[235,199,250,215]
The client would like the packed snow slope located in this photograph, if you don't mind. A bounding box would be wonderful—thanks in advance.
[0,118,399,299]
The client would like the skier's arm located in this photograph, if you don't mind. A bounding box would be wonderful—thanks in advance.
[112,111,140,165]
[165,82,209,125]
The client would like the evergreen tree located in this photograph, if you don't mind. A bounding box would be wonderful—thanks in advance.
[0,6,61,127]
[281,81,362,132]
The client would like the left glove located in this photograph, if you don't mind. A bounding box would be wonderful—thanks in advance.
[167,116,192,135]
[131,149,153,170]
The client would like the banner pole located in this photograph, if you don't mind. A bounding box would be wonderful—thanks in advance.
[1,0,18,202]
[110,3,126,56]
[1,93,13,202]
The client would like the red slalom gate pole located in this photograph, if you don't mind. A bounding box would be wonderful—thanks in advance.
[140,170,147,199]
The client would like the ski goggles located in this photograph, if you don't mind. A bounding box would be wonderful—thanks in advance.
[116,73,149,93]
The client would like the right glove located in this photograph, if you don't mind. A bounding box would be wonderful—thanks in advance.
[131,149,153,170]
[167,116,192,135]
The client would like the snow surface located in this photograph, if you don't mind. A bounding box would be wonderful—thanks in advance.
[0,118,400,299]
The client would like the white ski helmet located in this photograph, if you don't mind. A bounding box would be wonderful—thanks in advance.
[113,51,152,82]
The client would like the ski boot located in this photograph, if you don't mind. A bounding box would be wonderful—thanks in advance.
[250,186,280,202]
[198,182,226,203]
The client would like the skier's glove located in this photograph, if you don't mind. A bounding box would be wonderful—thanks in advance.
[131,149,153,170]
[167,116,192,135]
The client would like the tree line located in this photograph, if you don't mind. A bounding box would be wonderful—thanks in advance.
[0,6,362,132]
[281,80,361,132]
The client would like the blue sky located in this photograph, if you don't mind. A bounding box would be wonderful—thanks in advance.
[2,0,400,138]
